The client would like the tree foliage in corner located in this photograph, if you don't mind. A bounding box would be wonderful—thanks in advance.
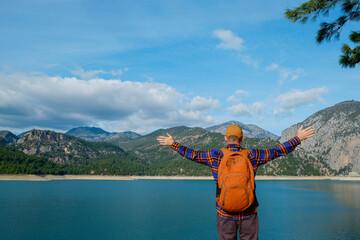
[285,0,360,68]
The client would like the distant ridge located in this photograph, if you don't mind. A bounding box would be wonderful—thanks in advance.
[206,120,278,140]
[0,131,18,146]
[66,126,141,142]
[66,126,111,142]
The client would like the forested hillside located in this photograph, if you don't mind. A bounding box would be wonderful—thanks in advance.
[1,127,317,176]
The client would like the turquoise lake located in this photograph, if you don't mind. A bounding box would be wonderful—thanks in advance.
[0,180,359,240]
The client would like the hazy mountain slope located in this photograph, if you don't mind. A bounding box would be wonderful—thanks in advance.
[206,120,278,140]
[104,131,142,143]
[66,126,141,142]
[66,127,111,142]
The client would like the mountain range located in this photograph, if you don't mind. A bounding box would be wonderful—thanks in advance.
[66,127,141,142]
[0,100,359,176]
[65,121,278,142]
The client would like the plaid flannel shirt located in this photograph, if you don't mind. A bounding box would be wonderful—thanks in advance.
[171,136,301,220]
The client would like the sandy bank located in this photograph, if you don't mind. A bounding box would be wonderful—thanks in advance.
[255,175,360,181]
[0,174,213,181]
[0,174,360,181]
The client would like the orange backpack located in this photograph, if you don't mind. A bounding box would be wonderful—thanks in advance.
[216,148,255,213]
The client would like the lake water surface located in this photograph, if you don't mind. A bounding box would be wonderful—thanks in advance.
[0,180,359,240]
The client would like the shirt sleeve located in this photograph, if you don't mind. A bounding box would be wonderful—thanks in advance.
[170,141,221,168]
[248,136,301,168]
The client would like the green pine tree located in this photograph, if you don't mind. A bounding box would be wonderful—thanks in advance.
[285,0,360,68]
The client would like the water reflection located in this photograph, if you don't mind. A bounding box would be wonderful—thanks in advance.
[290,180,360,209]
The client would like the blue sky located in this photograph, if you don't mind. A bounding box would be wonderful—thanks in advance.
[0,0,359,136]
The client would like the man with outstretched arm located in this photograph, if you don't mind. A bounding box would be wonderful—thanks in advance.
[157,124,315,240]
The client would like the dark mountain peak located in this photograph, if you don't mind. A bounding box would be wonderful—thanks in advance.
[66,126,110,135]
[0,130,18,139]
[66,126,111,142]
[66,126,141,142]
[0,130,19,146]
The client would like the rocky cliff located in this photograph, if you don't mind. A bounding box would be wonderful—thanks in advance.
[280,101,360,175]
[16,129,126,164]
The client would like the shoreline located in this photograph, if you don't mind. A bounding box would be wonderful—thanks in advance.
[0,174,360,181]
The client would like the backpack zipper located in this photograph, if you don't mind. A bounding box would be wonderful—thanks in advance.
[220,173,249,189]
[222,184,249,207]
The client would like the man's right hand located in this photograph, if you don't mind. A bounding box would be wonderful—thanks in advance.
[157,133,174,146]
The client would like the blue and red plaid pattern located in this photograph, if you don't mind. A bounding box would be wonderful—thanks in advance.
[171,136,301,220]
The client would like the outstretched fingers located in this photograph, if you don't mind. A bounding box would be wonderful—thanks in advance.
[157,136,168,145]
[297,125,315,141]
[157,133,174,146]
[304,129,315,139]
[298,125,303,132]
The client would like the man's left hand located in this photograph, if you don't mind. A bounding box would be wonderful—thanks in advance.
[157,133,174,146]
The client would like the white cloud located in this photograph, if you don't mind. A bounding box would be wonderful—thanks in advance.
[273,108,294,117]
[213,29,262,68]
[71,67,106,80]
[109,69,126,76]
[144,75,154,82]
[266,63,279,71]
[251,102,266,114]
[279,67,305,84]
[266,63,305,85]
[227,90,249,104]
[227,96,267,120]
[0,70,219,133]
[43,63,59,68]
[213,29,244,51]
[257,116,265,123]
[274,87,328,116]
[234,90,249,95]
[227,90,258,117]
[71,67,126,80]
[185,96,220,111]
[228,103,251,117]
[241,55,262,68]
[277,87,328,108]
